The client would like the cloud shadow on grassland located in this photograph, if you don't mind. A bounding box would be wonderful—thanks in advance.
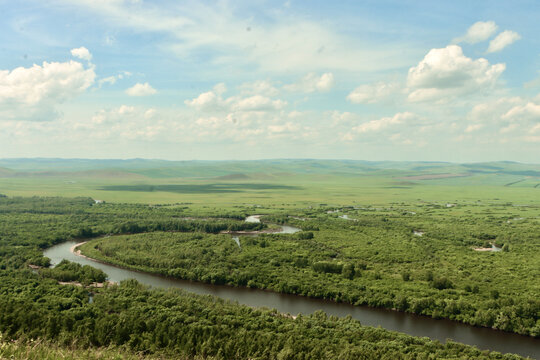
[99,183,302,194]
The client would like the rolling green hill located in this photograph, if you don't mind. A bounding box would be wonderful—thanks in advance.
[0,159,538,205]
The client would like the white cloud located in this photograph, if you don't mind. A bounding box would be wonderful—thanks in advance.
[465,124,483,133]
[502,102,540,122]
[126,82,157,96]
[500,123,519,134]
[63,1,415,73]
[70,46,92,61]
[330,111,359,126]
[185,91,221,111]
[117,104,135,115]
[213,82,227,95]
[144,108,157,119]
[268,122,299,134]
[487,30,521,53]
[195,115,235,129]
[231,95,287,112]
[389,133,414,146]
[98,71,132,87]
[407,45,505,102]
[468,97,522,123]
[90,105,134,125]
[529,123,540,134]
[347,81,400,104]
[80,105,169,141]
[239,80,279,97]
[0,59,95,120]
[185,83,287,113]
[99,76,117,86]
[287,110,304,119]
[284,73,334,93]
[454,21,498,44]
[464,95,540,138]
[352,112,417,134]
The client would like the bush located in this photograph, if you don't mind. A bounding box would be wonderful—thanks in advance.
[431,277,453,290]
[401,272,411,282]
[297,232,314,240]
[312,261,343,274]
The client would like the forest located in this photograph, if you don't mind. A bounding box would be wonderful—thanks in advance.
[79,203,540,337]
[0,195,537,359]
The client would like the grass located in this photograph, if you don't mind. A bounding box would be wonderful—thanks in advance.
[0,159,538,208]
[0,333,202,360]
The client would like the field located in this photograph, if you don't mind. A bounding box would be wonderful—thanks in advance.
[1,159,539,207]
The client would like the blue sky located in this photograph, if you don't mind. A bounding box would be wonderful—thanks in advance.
[0,0,539,162]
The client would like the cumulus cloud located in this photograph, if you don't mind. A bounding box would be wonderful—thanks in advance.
[185,83,287,113]
[126,82,157,96]
[184,83,228,111]
[454,21,498,44]
[70,46,92,61]
[81,105,168,141]
[407,45,505,102]
[231,95,287,112]
[352,112,417,134]
[239,80,279,97]
[465,95,540,139]
[99,76,117,86]
[502,102,540,122]
[185,91,222,111]
[268,122,299,134]
[284,73,334,93]
[330,111,359,126]
[0,58,95,120]
[213,82,227,95]
[467,97,522,123]
[98,71,132,87]
[347,81,400,104]
[487,30,521,53]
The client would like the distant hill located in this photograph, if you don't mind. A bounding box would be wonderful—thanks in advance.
[0,167,14,176]
[0,158,538,180]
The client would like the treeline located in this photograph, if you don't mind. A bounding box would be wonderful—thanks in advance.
[0,272,524,360]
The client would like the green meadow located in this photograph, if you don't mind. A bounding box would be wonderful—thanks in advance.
[0,159,539,207]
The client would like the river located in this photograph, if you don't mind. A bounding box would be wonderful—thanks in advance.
[43,221,539,359]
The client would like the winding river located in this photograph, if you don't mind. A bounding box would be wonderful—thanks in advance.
[43,219,539,359]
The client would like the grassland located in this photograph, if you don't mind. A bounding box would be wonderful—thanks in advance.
[0,159,539,207]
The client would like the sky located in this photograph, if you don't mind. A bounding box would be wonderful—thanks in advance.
[0,0,539,162]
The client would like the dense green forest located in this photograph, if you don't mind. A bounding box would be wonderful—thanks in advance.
[79,204,540,337]
[0,273,526,360]
[0,196,537,358]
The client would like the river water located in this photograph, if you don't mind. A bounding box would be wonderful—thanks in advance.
[43,223,539,358]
